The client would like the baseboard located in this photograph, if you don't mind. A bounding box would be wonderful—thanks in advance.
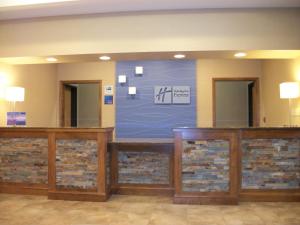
[111,185,174,196]
[48,190,108,202]
[0,182,48,196]
[173,195,238,205]
[239,189,300,202]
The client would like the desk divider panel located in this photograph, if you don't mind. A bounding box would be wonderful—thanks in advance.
[173,128,239,205]
[109,142,174,196]
[240,129,300,202]
[47,128,113,202]
[0,129,49,195]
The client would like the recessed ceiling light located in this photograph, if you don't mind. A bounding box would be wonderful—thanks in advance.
[0,0,77,8]
[174,54,186,59]
[99,56,111,61]
[234,52,247,58]
[46,57,57,62]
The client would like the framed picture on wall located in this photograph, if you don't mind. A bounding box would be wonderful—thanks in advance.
[7,112,26,126]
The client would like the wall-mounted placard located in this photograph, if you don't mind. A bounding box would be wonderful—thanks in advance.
[104,95,113,104]
[104,85,113,95]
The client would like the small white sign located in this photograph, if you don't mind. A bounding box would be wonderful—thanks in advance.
[104,85,113,95]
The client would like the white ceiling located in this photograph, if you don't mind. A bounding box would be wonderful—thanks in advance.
[0,0,299,20]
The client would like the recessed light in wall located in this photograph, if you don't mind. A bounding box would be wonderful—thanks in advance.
[99,56,111,61]
[46,57,57,62]
[234,52,247,58]
[174,54,186,59]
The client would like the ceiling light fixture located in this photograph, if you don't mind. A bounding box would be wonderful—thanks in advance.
[99,56,111,61]
[234,52,247,58]
[0,0,77,8]
[174,54,186,59]
[46,57,57,62]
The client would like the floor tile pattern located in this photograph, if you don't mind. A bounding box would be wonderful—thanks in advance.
[0,194,299,225]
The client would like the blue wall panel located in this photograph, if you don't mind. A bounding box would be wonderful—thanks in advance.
[116,60,196,138]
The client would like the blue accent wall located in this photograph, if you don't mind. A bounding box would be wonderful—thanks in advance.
[116,60,196,138]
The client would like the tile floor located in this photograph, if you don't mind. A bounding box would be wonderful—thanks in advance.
[0,194,299,225]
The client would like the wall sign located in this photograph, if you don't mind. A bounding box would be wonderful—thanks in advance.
[104,85,113,95]
[154,86,190,104]
[154,86,172,104]
[104,95,113,104]
[173,86,190,104]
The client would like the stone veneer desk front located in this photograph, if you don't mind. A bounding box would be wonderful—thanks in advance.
[173,128,300,204]
[108,138,174,196]
[0,127,113,202]
[0,127,299,204]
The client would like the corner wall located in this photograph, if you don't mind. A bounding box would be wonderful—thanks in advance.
[261,58,300,126]
[56,62,115,128]
[0,63,57,127]
[196,59,263,127]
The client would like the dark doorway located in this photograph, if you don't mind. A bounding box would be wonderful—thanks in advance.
[248,82,254,127]
[63,84,77,127]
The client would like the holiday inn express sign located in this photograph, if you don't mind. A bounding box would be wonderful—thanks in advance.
[154,86,190,104]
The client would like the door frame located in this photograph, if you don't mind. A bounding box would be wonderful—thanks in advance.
[212,77,260,127]
[59,80,102,127]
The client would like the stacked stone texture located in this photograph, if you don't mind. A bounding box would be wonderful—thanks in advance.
[242,138,300,189]
[0,138,48,184]
[56,139,98,189]
[182,140,229,192]
[118,151,170,184]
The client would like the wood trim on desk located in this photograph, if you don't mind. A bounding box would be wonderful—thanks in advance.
[0,130,48,138]
[0,182,48,196]
[239,189,300,202]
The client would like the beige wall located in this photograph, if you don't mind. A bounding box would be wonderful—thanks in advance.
[262,58,300,126]
[196,59,263,127]
[0,63,57,127]
[215,81,249,127]
[1,58,300,128]
[0,9,299,57]
[57,62,115,128]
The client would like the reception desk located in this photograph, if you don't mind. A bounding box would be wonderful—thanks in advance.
[0,127,113,201]
[0,127,299,204]
[173,128,300,204]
